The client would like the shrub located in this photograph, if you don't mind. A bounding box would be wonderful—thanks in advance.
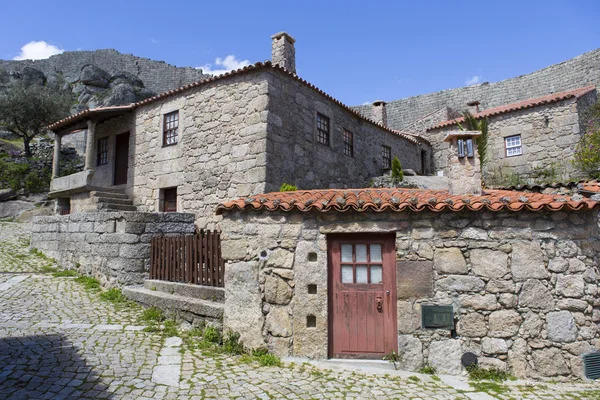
[279,182,297,192]
[391,157,403,182]
[52,270,78,278]
[467,365,513,381]
[572,127,600,179]
[419,365,437,375]
[222,330,244,355]
[256,353,281,367]
[203,325,221,344]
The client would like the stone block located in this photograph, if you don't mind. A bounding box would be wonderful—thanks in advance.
[397,301,421,334]
[266,248,294,269]
[555,275,585,298]
[434,248,467,274]
[522,311,543,337]
[488,310,522,338]
[397,335,423,371]
[479,357,507,371]
[482,338,508,354]
[546,311,577,343]
[428,340,462,375]
[119,244,150,259]
[461,294,499,311]
[264,275,293,305]
[511,241,548,281]
[436,275,484,292]
[396,260,434,299]
[556,298,588,311]
[470,249,508,279]
[486,279,515,293]
[457,312,487,337]
[265,306,292,337]
[518,279,554,310]
[221,239,247,260]
[532,347,570,376]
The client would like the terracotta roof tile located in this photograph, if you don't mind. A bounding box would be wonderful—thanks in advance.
[216,188,598,215]
[48,62,423,147]
[427,85,596,131]
[578,181,600,194]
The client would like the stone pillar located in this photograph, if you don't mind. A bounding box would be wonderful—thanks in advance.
[52,133,61,178]
[84,120,96,171]
[372,100,387,126]
[444,131,482,195]
[271,32,296,74]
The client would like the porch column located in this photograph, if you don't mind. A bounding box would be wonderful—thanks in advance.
[52,133,61,178]
[84,120,96,171]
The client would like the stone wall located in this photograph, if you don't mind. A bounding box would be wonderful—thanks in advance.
[30,211,195,286]
[265,70,431,190]
[428,92,596,183]
[220,207,600,379]
[94,113,135,190]
[353,48,600,131]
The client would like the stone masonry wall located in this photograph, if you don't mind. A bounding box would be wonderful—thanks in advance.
[220,208,600,379]
[265,70,430,191]
[130,72,272,229]
[353,48,600,131]
[429,93,595,183]
[31,212,195,286]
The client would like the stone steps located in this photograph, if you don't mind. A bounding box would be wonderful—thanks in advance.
[95,197,134,206]
[96,203,137,212]
[123,281,224,325]
[143,279,224,302]
[89,190,137,212]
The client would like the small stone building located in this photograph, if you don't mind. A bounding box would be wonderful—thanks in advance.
[426,86,597,184]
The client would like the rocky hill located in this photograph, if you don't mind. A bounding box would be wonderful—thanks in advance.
[0,49,208,112]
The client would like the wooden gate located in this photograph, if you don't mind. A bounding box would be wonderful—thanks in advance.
[150,230,224,287]
[328,233,397,359]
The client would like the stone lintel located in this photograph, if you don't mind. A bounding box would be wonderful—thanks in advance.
[271,31,296,44]
[443,130,481,142]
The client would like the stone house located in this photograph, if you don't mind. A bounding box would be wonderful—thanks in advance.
[425,86,597,185]
[46,32,431,228]
[215,138,600,379]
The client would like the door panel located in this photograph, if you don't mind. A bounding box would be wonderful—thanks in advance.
[114,132,130,185]
[329,234,397,359]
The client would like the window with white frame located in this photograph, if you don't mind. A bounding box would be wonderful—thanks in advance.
[505,135,522,157]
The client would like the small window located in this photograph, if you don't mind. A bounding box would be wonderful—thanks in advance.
[316,113,330,146]
[163,111,179,146]
[97,137,108,166]
[340,243,384,284]
[382,145,391,169]
[457,138,474,158]
[162,187,177,212]
[343,129,353,157]
[505,135,522,157]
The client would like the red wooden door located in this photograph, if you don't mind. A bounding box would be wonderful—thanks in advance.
[113,132,130,185]
[329,234,397,359]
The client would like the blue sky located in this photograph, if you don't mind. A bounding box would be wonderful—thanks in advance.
[2,1,599,106]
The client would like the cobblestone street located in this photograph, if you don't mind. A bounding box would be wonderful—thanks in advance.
[1,221,600,399]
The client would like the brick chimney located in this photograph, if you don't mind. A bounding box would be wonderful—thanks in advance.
[271,32,296,74]
[372,100,387,126]
[444,130,482,195]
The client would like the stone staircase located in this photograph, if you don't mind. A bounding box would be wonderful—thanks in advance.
[123,280,224,326]
[89,189,137,212]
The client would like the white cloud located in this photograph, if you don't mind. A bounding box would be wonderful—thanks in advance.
[465,75,482,85]
[150,38,159,44]
[13,41,64,60]
[362,101,371,106]
[198,55,250,75]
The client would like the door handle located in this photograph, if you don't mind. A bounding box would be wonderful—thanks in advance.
[376,296,383,311]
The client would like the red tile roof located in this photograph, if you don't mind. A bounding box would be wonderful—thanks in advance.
[47,62,424,147]
[427,86,596,131]
[216,188,598,215]
[579,181,600,194]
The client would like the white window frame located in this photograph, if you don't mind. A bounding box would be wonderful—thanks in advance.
[505,135,522,157]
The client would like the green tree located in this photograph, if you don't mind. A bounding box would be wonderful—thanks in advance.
[0,81,72,157]
[461,111,489,167]
[279,183,297,192]
[391,156,403,182]
[572,102,600,178]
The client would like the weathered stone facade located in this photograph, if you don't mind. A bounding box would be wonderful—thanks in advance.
[30,212,195,286]
[220,207,600,379]
[428,90,597,183]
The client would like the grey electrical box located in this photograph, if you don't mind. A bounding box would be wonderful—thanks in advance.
[421,305,454,329]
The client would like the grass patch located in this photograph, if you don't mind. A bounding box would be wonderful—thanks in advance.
[52,270,78,277]
[100,288,127,303]
[202,325,221,344]
[408,376,420,382]
[419,365,437,375]
[257,353,282,367]
[162,319,179,337]
[40,265,59,273]
[467,365,513,382]
[222,331,244,355]
[141,306,165,323]
[469,381,509,395]
[74,276,101,291]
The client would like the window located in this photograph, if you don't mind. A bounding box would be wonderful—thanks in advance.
[505,135,522,157]
[343,129,353,157]
[316,113,330,146]
[457,138,474,158]
[382,145,391,169]
[163,111,179,146]
[340,243,383,284]
[161,188,177,212]
[97,137,108,166]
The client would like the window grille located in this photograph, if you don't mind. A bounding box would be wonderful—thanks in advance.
[316,113,330,146]
[97,137,108,166]
[505,135,522,157]
[343,129,353,157]
[163,111,179,146]
[382,145,391,169]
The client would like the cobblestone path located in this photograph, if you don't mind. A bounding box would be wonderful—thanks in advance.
[1,221,600,399]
